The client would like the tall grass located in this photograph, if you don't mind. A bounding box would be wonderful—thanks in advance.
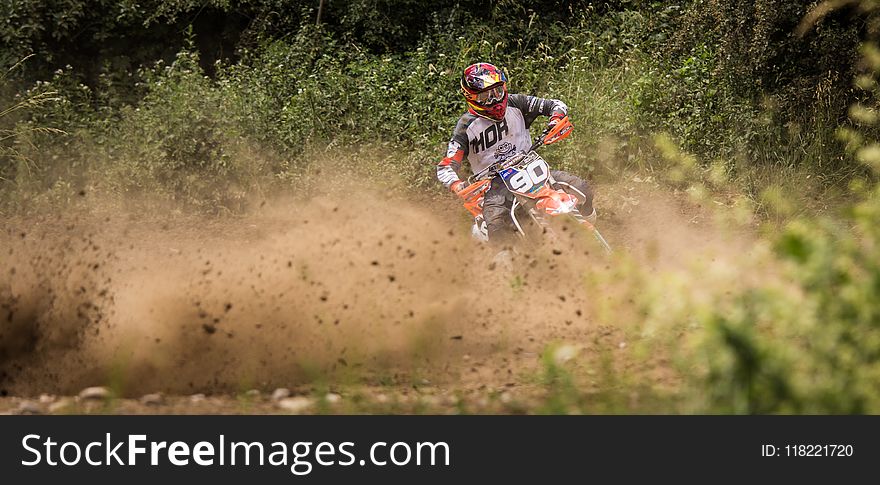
[0,55,65,188]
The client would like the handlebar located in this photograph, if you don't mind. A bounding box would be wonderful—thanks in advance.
[468,152,525,184]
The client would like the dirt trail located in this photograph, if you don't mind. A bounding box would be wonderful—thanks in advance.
[0,177,751,411]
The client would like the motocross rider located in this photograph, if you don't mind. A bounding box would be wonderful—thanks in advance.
[437,62,596,246]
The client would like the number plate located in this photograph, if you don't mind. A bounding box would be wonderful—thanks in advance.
[499,152,550,196]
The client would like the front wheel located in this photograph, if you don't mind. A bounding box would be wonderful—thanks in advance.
[509,198,564,248]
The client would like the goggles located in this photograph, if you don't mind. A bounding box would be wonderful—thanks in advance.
[474,85,505,105]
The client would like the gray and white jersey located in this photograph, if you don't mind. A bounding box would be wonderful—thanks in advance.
[437,94,568,188]
[460,107,529,174]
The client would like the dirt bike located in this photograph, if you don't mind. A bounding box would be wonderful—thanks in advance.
[456,116,612,254]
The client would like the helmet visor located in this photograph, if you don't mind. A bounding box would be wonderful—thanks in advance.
[474,85,505,106]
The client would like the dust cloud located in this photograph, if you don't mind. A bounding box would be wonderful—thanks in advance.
[0,179,746,397]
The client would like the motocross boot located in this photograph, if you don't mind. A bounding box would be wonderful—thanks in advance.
[585,207,597,224]
[489,247,516,275]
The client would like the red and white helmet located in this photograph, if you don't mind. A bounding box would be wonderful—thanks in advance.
[460,62,508,121]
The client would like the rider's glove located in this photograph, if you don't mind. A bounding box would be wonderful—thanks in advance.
[450,180,468,198]
[546,113,566,133]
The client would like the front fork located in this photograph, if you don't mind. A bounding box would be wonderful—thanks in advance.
[569,206,613,254]
[513,185,613,254]
[513,174,558,239]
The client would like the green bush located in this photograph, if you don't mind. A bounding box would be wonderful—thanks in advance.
[628,0,865,173]
[99,44,261,210]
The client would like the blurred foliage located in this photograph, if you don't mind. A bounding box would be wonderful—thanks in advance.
[624,32,880,414]
[645,170,880,413]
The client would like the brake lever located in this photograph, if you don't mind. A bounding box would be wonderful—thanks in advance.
[530,130,549,152]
